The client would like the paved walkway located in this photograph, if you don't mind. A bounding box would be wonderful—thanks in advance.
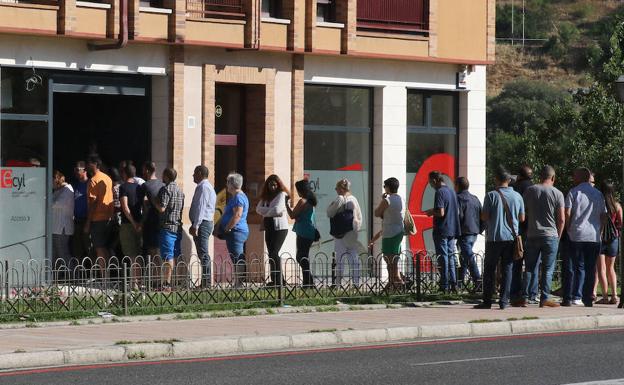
[1,303,622,354]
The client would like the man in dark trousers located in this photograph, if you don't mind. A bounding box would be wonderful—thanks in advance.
[426,171,461,293]
[455,176,483,289]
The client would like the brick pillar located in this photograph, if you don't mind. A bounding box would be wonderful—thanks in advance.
[243,0,260,49]
[487,0,496,62]
[283,0,305,51]
[290,54,304,196]
[58,0,76,35]
[128,0,140,39]
[164,0,186,42]
[202,65,216,185]
[428,0,438,57]
[168,45,185,190]
[335,0,356,54]
[304,0,315,52]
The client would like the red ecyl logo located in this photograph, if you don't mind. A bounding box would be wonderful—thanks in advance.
[1,169,26,190]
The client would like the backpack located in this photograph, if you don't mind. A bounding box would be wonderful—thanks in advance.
[404,209,417,236]
[330,209,354,239]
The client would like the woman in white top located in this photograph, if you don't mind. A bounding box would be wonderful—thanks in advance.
[327,179,363,286]
[52,170,75,270]
[369,177,404,287]
[256,174,290,287]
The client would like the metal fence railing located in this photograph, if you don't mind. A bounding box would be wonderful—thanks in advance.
[0,250,569,319]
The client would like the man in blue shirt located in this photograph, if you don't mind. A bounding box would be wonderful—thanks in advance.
[563,167,606,307]
[455,177,483,288]
[426,171,461,293]
[189,165,217,288]
[475,166,525,310]
[72,161,91,261]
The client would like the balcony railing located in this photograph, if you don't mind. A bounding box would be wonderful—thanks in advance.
[186,0,244,19]
[357,0,429,34]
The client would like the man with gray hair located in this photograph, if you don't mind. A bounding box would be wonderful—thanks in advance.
[563,167,606,307]
[190,165,216,287]
[521,165,565,307]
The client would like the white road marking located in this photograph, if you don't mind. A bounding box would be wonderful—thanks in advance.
[562,380,624,385]
[411,355,524,366]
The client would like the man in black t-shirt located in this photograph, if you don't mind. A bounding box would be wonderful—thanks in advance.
[140,162,165,258]
[119,165,143,270]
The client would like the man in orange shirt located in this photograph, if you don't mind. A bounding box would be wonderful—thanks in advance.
[84,156,114,276]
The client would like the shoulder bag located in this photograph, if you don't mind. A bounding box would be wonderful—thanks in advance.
[330,199,354,239]
[602,206,618,244]
[496,189,524,261]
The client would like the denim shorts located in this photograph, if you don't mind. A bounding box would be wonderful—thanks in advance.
[601,238,619,257]
[160,229,182,261]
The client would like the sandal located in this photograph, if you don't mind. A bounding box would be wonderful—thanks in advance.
[595,298,609,304]
[610,297,619,305]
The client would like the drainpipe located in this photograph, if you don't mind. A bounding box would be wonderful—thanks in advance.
[88,0,129,50]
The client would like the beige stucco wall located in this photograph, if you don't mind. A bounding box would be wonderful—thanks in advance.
[186,19,245,46]
[0,4,57,32]
[139,12,169,40]
[356,35,429,57]
[315,26,341,53]
[260,21,288,50]
[74,6,107,36]
[436,0,488,61]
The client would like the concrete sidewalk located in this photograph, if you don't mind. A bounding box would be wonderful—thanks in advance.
[1,303,624,370]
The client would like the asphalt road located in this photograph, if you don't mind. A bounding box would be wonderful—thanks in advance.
[2,330,624,385]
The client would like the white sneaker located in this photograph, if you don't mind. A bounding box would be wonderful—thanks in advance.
[573,299,583,306]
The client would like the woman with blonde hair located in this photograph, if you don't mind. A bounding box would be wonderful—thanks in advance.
[327,179,363,286]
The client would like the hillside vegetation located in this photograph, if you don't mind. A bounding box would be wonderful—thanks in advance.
[489,0,624,96]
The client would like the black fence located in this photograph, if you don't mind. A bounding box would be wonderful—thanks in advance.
[0,251,565,318]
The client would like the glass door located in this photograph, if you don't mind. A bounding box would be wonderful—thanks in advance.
[0,67,53,269]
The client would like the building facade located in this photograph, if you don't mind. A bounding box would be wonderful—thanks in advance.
[0,0,494,273]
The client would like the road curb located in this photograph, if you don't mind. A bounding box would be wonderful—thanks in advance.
[3,314,624,371]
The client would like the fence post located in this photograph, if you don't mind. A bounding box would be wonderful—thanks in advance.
[278,264,284,307]
[416,252,422,302]
[4,260,8,301]
[122,262,129,316]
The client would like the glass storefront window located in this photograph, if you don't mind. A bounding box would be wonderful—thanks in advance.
[304,85,372,274]
[1,67,49,115]
[406,91,458,255]
[0,120,48,264]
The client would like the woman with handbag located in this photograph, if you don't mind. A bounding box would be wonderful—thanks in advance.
[256,175,290,287]
[286,180,318,288]
[327,179,363,287]
[594,180,622,305]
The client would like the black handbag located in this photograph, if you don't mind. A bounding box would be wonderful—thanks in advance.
[602,207,618,243]
[330,209,354,239]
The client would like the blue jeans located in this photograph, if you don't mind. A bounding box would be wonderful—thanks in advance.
[457,235,481,283]
[225,228,249,264]
[434,234,457,290]
[483,241,514,307]
[565,241,600,305]
[523,236,559,302]
[159,229,182,261]
[510,237,528,301]
[193,220,214,286]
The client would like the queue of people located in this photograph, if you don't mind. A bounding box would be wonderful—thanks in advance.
[52,157,622,303]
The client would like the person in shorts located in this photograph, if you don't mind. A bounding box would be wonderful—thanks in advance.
[154,167,184,291]
[85,156,114,277]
